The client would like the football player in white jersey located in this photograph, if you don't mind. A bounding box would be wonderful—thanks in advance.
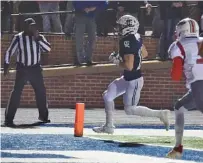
[167,18,203,159]
[92,15,170,134]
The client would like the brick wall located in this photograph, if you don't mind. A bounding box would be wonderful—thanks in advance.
[1,69,186,109]
[1,34,186,109]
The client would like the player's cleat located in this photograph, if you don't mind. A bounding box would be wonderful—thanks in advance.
[166,145,183,159]
[92,125,115,134]
[160,110,170,131]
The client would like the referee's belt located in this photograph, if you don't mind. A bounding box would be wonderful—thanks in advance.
[16,63,41,69]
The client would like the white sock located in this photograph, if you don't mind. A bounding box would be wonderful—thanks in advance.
[105,101,114,127]
[125,105,162,118]
[175,106,185,147]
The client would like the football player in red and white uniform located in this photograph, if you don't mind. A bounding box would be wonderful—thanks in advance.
[167,18,203,159]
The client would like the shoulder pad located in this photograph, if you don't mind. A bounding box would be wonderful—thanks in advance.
[168,41,184,59]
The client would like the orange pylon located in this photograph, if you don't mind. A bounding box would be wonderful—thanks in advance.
[74,103,85,137]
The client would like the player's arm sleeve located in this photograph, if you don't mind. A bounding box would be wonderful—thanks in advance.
[38,35,51,52]
[171,57,184,81]
[169,44,184,81]
[198,37,203,57]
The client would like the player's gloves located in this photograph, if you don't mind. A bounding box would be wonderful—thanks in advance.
[109,52,122,65]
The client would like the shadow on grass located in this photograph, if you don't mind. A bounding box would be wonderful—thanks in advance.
[1,122,47,129]
[103,139,145,148]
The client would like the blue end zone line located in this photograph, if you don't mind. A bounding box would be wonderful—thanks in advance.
[37,124,203,130]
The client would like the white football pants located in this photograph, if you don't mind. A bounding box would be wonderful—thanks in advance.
[103,76,164,127]
[103,76,143,108]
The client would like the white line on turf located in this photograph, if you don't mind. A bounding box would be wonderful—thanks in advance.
[0,150,198,163]
[1,127,203,138]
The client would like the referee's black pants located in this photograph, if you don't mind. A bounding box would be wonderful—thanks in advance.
[5,64,49,123]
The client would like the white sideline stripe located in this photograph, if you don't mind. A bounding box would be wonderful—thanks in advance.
[1,150,198,163]
[1,158,88,163]
[1,127,203,138]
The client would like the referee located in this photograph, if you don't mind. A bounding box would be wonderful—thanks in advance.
[4,18,51,127]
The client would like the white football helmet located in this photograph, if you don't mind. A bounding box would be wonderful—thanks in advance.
[117,15,139,36]
[176,18,199,40]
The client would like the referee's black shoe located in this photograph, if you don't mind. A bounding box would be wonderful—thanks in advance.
[86,60,93,66]
[4,121,16,127]
[38,117,51,123]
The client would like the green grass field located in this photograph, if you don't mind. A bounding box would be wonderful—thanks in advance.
[89,135,203,149]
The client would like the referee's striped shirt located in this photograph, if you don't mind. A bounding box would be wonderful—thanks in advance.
[5,32,51,66]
